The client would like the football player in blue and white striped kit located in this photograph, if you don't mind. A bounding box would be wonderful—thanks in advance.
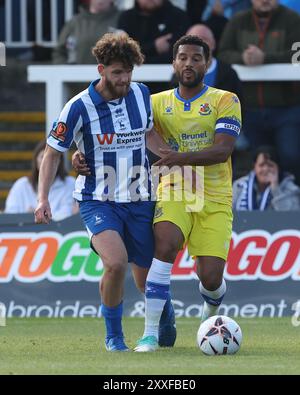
[34,33,176,352]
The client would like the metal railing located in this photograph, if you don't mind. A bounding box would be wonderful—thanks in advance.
[4,0,75,48]
[27,63,300,134]
[2,0,134,48]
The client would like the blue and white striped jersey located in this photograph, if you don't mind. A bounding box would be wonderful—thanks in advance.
[47,80,154,202]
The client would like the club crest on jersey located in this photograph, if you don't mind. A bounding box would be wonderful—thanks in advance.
[154,206,163,219]
[50,122,67,142]
[117,120,126,130]
[165,106,173,115]
[115,108,124,118]
[199,103,211,116]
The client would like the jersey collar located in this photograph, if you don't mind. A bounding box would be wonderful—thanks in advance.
[88,79,126,106]
[174,84,209,104]
[89,79,105,105]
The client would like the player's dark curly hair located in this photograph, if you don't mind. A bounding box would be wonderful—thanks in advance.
[92,32,145,68]
[173,35,210,62]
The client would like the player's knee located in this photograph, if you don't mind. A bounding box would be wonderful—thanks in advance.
[155,242,179,263]
[201,277,222,291]
[154,227,183,262]
[103,259,127,277]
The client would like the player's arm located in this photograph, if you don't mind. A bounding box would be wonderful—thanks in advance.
[146,127,171,158]
[70,127,170,175]
[35,145,62,224]
[155,133,236,167]
[35,99,81,222]
[71,128,171,175]
[155,92,241,167]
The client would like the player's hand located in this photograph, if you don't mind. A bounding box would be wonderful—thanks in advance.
[153,148,186,167]
[72,150,91,176]
[34,200,52,224]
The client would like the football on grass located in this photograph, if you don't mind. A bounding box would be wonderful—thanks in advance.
[197,315,242,355]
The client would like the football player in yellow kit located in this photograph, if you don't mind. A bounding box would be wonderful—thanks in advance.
[135,34,241,352]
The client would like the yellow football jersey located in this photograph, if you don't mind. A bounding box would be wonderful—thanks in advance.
[152,85,241,206]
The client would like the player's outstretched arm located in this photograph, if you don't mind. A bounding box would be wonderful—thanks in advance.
[146,127,171,158]
[154,134,236,167]
[34,145,62,224]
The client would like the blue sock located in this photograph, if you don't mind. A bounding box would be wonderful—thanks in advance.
[101,302,123,341]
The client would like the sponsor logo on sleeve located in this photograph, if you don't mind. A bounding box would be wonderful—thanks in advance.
[50,122,67,142]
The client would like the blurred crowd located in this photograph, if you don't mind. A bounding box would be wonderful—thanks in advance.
[52,0,253,64]
[1,0,300,212]
[52,0,300,209]
[4,140,78,220]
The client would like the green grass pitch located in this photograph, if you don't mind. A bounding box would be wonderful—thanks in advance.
[0,317,299,375]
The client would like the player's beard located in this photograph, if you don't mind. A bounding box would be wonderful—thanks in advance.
[106,78,130,99]
[176,69,204,88]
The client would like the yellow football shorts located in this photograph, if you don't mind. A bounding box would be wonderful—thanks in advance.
[153,196,233,261]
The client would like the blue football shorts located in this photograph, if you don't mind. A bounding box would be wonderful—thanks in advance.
[79,200,155,268]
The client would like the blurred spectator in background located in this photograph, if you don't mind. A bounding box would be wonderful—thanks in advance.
[186,0,208,25]
[200,1,251,48]
[201,0,251,51]
[218,0,300,183]
[233,146,300,211]
[53,0,120,64]
[76,0,91,10]
[4,140,77,220]
[202,0,251,20]
[117,0,190,64]
[279,0,300,14]
[199,0,228,49]
[171,24,243,101]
